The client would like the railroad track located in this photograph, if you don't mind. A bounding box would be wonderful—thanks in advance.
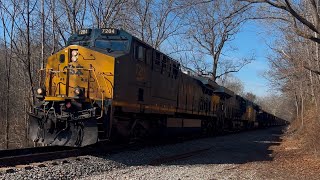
[0,141,144,169]
[0,146,75,158]
[0,138,184,169]
[0,146,95,168]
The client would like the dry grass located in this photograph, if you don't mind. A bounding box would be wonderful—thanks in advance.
[240,116,320,179]
[286,107,320,155]
[243,137,320,179]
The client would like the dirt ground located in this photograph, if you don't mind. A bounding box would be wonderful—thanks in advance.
[239,130,320,180]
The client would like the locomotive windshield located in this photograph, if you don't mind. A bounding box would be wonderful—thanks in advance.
[69,40,91,46]
[68,35,91,46]
[67,29,132,53]
[95,39,128,52]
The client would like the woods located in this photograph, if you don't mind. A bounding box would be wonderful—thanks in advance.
[242,0,320,152]
[0,0,317,150]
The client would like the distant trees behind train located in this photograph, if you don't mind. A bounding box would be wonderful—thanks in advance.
[0,0,310,149]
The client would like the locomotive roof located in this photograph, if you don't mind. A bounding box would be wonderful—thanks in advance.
[196,76,220,90]
[214,86,234,98]
[67,28,133,57]
[68,28,133,43]
[68,28,181,64]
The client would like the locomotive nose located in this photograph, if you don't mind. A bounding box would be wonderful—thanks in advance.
[44,45,115,101]
[30,42,115,147]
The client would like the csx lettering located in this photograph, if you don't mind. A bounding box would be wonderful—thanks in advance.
[63,65,84,76]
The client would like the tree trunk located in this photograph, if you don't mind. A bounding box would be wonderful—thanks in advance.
[51,0,56,54]
[1,12,9,149]
[41,0,45,69]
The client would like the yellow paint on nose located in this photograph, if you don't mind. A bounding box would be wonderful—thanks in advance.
[44,45,115,101]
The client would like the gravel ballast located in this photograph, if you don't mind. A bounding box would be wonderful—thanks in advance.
[0,127,286,180]
[0,156,124,180]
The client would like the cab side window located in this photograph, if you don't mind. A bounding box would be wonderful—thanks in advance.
[146,49,152,65]
[155,52,161,65]
[161,55,167,73]
[135,43,146,62]
[172,63,179,79]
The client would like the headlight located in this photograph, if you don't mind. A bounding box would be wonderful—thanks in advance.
[71,56,78,62]
[74,88,81,95]
[71,50,78,56]
[37,88,44,95]
[71,50,78,62]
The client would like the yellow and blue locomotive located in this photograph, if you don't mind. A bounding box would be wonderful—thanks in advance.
[29,28,286,147]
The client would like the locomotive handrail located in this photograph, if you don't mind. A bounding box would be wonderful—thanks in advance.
[36,66,106,119]
[99,72,114,98]
[101,77,112,98]
[90,68,104,119]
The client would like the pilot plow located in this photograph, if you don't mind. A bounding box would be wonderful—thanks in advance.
[29,104,98,147]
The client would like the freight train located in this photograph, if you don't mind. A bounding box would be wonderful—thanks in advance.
[29,28,287,147]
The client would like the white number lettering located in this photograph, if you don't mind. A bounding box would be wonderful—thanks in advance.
[102,29,115,34]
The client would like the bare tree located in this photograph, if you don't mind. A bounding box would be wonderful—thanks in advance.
[256,94,294,120]
[50,0,57,54]
[0,0,21,149]
[125,0,186,50]
[41,0,45,69]
[244,92,257,102]
[258,11,318,126]
[0,0,10,149]
[217,74,245,95]
[88,0,127,28]
[241,0,320,44]
[187,0,253,81]
[60,0,86,34]
[56,0,87,45]
[0,0,52,148]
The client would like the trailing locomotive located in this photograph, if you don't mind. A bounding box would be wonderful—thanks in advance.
[29,28,287,147]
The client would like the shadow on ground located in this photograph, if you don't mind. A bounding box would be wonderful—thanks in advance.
[98,126,285,166]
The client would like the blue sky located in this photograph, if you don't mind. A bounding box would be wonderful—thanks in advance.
[229,21,275,97]
[0,9,274,97]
